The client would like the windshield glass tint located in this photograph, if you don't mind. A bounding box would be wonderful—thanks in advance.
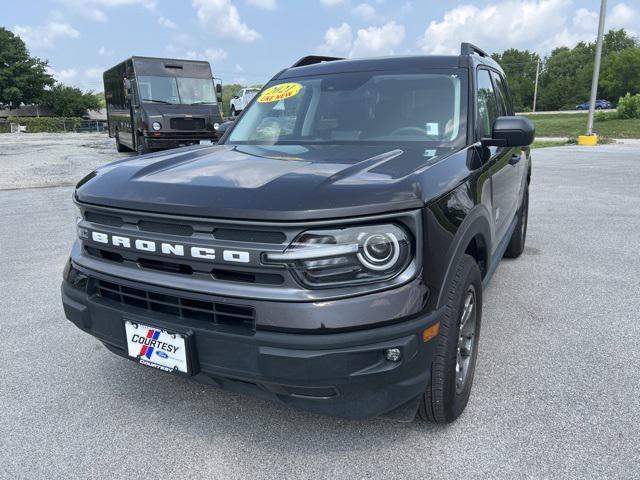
[227,70,466,145]
[138,76,217,105]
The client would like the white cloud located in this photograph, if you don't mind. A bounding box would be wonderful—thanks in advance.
[352,3,376,21]
[351,21,405,57]
[58,0,157,22]
[246,0,276,9]
[193,0,261,42]
[205,47,229,61]
[13,22,79,49]
[183,47,229,62]
[84,67,104,79]
[318,21,406,58]
[158,16,177,28]
[234,64,244,72]
[318,22,353,55]
[98,46,114,56]
[417,0,639,56]
[48,67,78,83]
[320,0,345,5]
[608,2,639,36]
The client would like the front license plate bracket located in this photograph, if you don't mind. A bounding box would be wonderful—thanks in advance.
[123,319,198,375]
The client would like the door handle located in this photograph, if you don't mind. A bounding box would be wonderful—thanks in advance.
[509,153,522,166]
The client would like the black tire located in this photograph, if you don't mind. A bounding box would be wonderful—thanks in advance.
[419,254,482,423]
[115,131,128,152]
[504,184,529,258]
[231,106,237,117]
[596,106,602,110]
[136,134,148,155]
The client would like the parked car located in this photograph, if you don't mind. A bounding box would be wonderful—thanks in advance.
[230,87,260,116]
[62,43,534,424]
[576,99,613,110]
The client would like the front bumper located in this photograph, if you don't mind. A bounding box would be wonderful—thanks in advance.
[144,133,217,150]
[61,270,442,420]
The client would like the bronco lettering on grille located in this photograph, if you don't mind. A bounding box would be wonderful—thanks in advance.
[87,230,250,263]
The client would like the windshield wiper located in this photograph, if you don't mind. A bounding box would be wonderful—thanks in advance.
[142,99,175,105]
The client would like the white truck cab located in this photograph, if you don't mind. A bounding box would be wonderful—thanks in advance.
[230,87,260,116]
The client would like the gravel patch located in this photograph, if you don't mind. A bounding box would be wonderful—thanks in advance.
[0,132,131,190]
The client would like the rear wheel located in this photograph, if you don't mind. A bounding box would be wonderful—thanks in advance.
[231,106,237,117]
[419,254,482,423]
[504,184,529,258]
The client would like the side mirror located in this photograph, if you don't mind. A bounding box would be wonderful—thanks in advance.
[216,120,234,142]
[482,116,535,147]
[216,83,222,94]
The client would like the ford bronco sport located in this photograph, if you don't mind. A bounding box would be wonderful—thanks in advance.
[62,43,534,423]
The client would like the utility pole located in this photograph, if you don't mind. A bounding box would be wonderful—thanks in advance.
[532,58,540,113]
[585,0,607,140]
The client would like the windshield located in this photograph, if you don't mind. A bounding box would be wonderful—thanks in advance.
[227,70,467,145]
[138,76,217,105]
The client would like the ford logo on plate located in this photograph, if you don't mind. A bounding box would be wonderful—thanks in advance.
[156,351,169,359]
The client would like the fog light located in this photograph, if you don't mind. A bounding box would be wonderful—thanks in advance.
[384,348,401,362]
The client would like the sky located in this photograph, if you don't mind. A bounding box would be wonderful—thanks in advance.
[2,0,639,92]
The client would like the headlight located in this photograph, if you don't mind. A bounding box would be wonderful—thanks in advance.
[152,121,162,131]
[265,224,412,288]
[74,203,89,239]
[213,122,220,131]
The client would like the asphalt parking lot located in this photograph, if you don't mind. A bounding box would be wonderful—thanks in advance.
[1,134,639,479]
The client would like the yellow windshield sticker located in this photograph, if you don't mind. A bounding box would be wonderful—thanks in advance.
[257,83,302,103]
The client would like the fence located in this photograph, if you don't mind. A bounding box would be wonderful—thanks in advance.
[0,118,108,134]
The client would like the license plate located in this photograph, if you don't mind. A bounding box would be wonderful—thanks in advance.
[199,140,213,145]
[124,321,189,373]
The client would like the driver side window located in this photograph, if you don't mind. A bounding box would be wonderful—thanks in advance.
[477,69,498,139]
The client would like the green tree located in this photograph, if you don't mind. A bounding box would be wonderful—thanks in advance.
[602,29,639,55]
[600,48,640,99]
[0,27,54,108]
[538,43,595,110]
[41,84,102,117]
[491,49,540,112]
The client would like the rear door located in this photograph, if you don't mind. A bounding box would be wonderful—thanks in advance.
[476,68,518,247]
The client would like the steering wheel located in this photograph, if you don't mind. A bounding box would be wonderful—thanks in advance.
[389,126,428,137]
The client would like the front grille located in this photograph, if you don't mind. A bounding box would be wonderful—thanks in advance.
[170,118,206,130]
[81,207,293,286]
[94,279,256,334]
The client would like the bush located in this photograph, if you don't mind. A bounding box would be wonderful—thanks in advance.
[595,110,618,122]
[2,116,84,133]
[617,93,640,119]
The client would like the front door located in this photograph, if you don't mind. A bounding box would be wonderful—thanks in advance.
[476,68,519,249]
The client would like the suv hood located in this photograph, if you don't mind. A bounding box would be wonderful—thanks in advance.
[76,144,461,221]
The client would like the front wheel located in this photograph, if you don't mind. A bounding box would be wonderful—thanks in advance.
[231,106,237,117]
[136,134,149,155]
[115,131,128,152]
[419,254,482,423]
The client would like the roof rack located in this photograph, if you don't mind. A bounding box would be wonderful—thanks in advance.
[460,42,488,58]
[290,55,344,68]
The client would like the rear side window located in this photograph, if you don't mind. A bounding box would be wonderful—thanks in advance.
[477,69,498,139]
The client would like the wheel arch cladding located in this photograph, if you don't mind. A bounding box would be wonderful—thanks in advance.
[427,203,492,311]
